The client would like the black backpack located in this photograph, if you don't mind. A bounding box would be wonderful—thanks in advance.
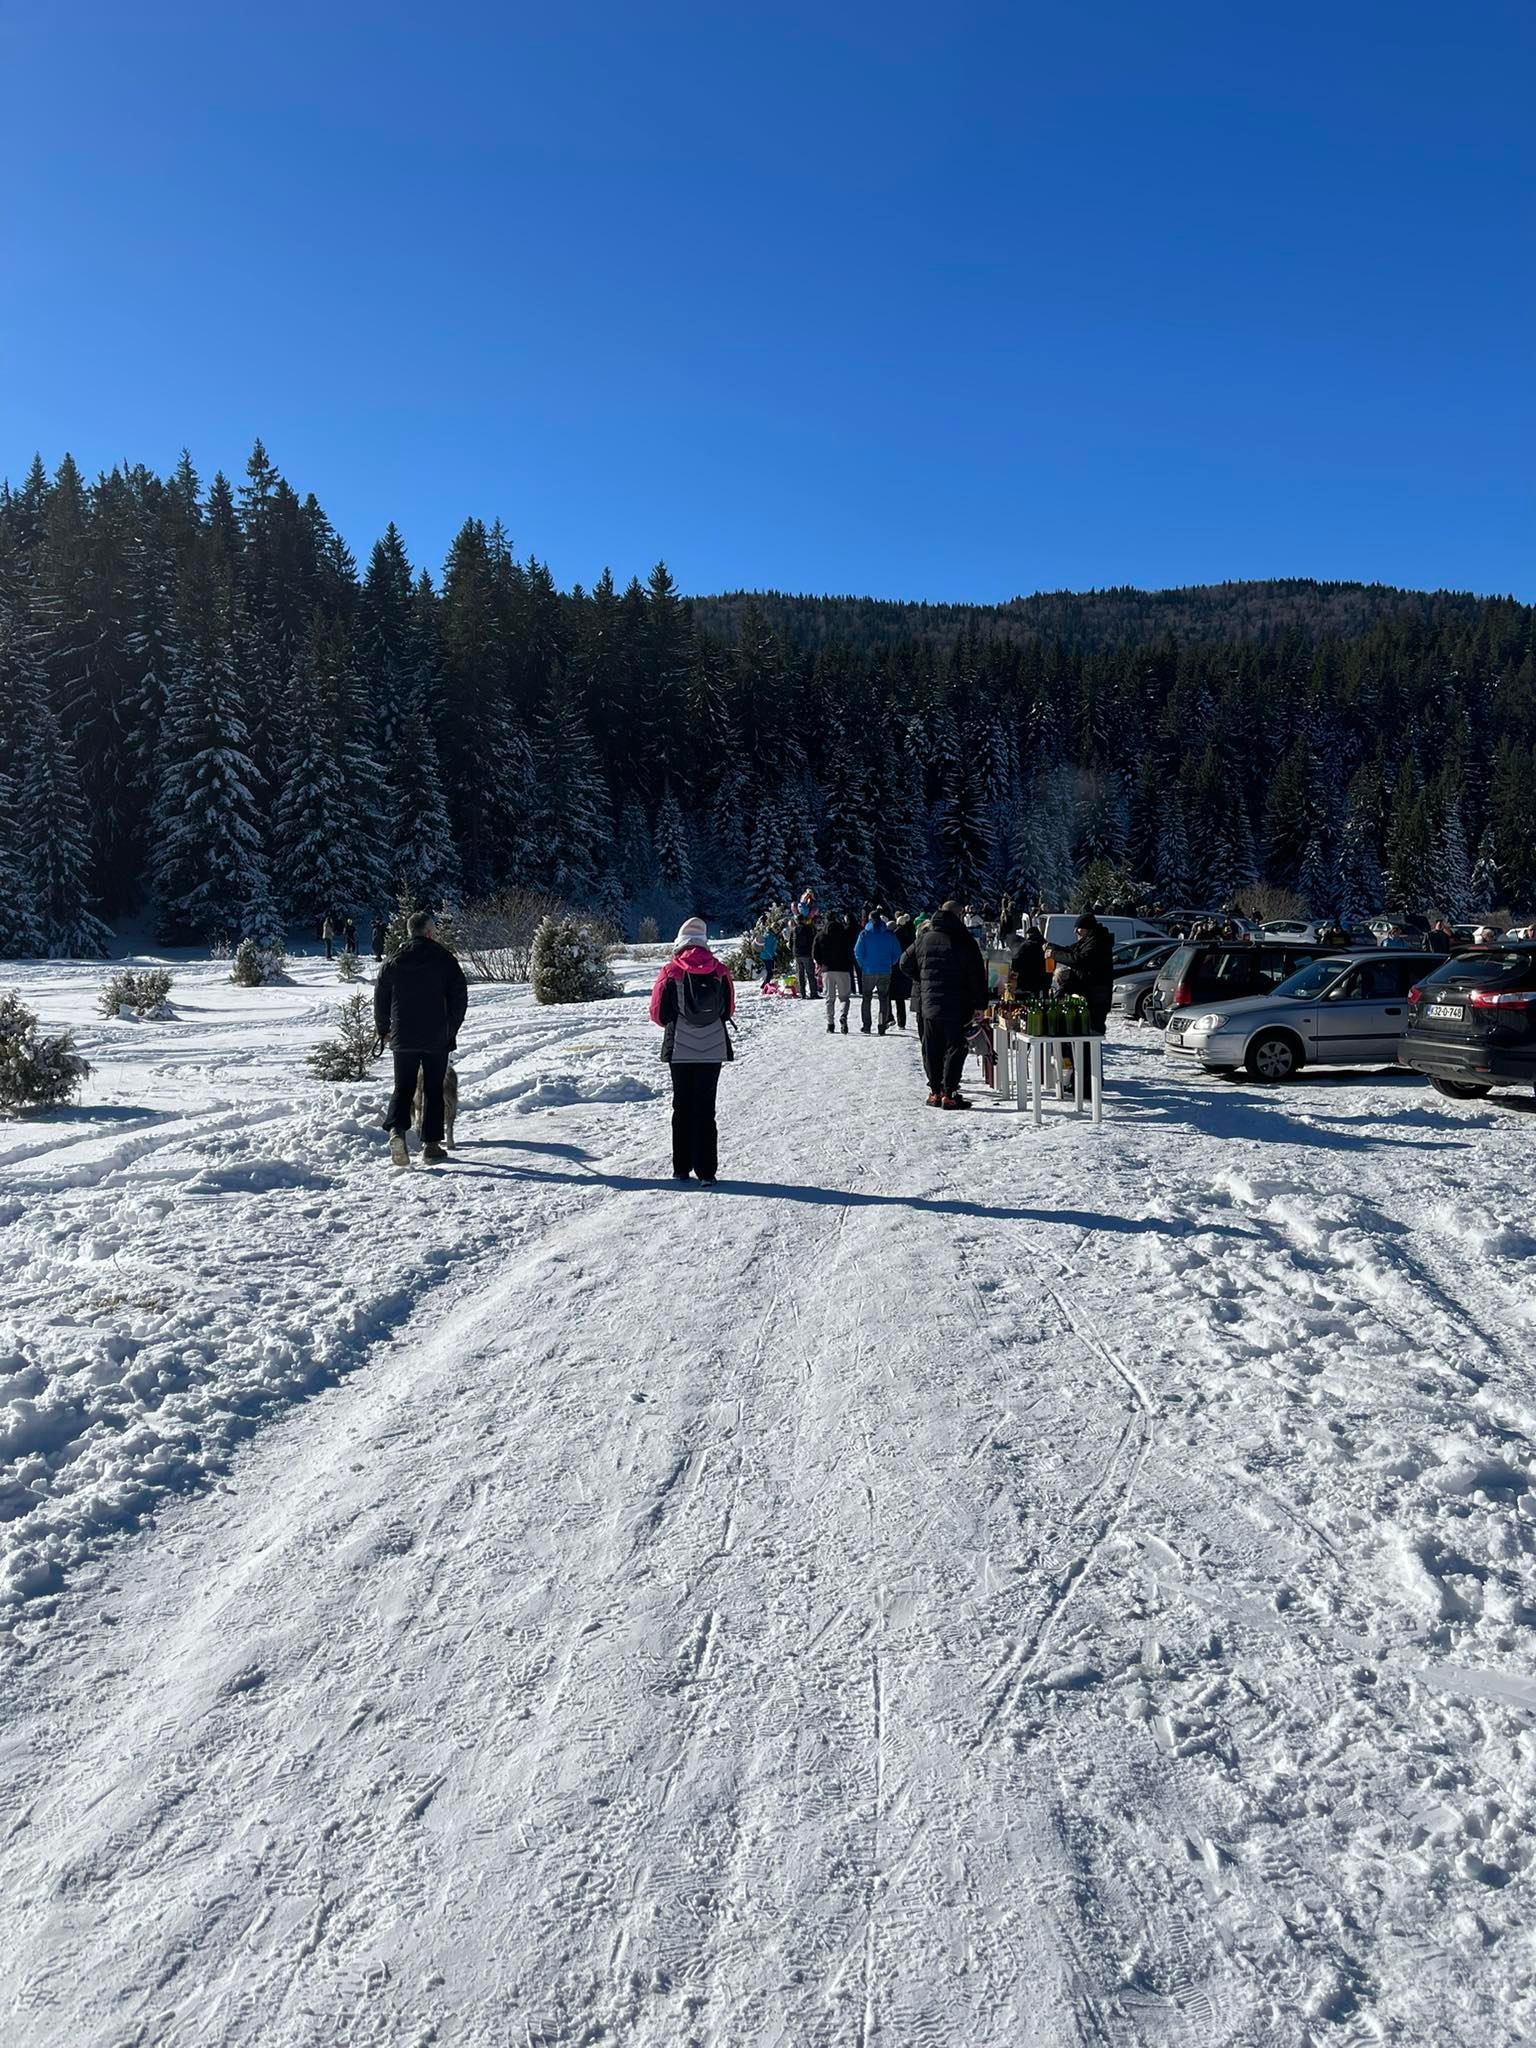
[680,972,726,1025]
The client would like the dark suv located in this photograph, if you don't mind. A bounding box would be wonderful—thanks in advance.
[1398,945,1536,1102]
[1147,941,1339,1031]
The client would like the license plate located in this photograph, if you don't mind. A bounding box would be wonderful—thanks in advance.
[1427,1003,1464,1021]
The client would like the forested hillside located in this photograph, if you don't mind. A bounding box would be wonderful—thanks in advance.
[1,444,1533,957]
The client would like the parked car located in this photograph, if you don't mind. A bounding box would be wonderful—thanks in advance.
[1166,951,1443,1079]
[1146,940,1341,1030]
[1261,918,1311,938]
[1112,949,1178,1023]
[1112,938,1178,976]
[1398,944,1536,1101]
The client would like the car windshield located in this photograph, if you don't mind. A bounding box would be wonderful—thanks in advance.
[1273,956,1354,999]
[1156,946,1195,986]
[1422,949,1535,989]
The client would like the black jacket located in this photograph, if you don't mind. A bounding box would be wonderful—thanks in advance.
[812,921,856,972]
[792,918,817,958]
[898,910,989,1025]
[1010,934,1049,996]
[374,937,469,1052]
[1066,919,1114,994]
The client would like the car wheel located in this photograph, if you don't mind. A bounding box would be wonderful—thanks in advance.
[1245,1032,1301,1082]
[1431,1076,1492,1100]
[1133,990,1150,1022]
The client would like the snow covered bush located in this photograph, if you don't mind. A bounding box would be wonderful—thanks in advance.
[306,993,381,1081]
[97,967,175,1020]
[637,916,659,945]
[230,939,287,987]
[0,991,92,1114]
[336,949,362,982]
[456,887,570,982]
[531,916,620,1005]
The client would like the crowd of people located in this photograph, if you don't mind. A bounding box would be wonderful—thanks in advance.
[645,894,1119,1180]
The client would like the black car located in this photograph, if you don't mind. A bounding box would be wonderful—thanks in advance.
[1146,940,1339,1030]
[1398,945,1536,1101]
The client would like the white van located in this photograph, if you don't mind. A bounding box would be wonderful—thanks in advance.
[1032,913,1170,955]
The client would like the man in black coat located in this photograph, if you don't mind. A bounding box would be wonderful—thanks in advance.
[1064,911,1114,1031]
[898,901,989,1108]
[1009,925,1049,999]
[374,910,468,1165]
[813,912,857,1032]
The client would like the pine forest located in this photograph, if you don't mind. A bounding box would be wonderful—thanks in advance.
[1,442,1533,957]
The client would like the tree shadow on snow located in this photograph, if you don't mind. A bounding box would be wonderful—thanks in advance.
[445,1153,1248,1235]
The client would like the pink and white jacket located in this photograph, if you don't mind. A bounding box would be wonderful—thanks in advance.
[649,946,736,1062]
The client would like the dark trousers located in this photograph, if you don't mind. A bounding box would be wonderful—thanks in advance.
[386,1046,448,1141]
[921,1019,970,1099]
[860,973,892,1031]
[795,957,815,997]
[670,1061,721,1178]
[1079,990,1111,1100]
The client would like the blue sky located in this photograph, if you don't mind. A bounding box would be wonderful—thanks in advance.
[4,1,1532,599]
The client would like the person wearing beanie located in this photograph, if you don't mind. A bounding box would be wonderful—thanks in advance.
[649,918,735,1182]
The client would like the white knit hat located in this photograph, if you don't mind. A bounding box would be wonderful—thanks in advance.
[674,916,708,949]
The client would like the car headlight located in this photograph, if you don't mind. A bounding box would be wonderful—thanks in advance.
[1192,1012,1227,1031]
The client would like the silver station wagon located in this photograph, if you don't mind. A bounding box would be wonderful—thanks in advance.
[1166,950,1445,1080]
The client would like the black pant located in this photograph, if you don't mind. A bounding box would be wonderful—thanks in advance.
[670,1061,721,1178]
[922,1018,970,1098]
[860,974,891,1032]
[386,1046,448,1141]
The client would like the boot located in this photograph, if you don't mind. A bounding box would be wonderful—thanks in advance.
[860,1024,872,1034]
[840,1019,848,1033]
[942,1094,973,1111]
[827,1021,835,1034]
[422,1141,448,1162]
[926,1091,943,1108]
[389,1131,410,1167]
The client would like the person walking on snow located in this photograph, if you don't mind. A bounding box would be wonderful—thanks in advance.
[792,913,817,999]
[758,923,781,991]
[888,913,916,1031]
[343,915,357,954]
[899,900,989,1109]
[855,911,903,1033]
[650,916,735,1183]
[814,912,857,1033]
[375,909,468,1166]
[321,913,335,960]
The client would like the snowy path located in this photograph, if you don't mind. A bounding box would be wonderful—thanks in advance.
[2,958,1535,2046]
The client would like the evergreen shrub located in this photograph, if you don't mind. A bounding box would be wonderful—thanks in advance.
[230,939,287,987]
[0,991,92,1113]
[307,992,381,1080]
[337,949,362,982]
[97,967,175,1019]
[531,916,620,1005]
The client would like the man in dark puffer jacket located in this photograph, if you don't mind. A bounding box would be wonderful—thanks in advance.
[898,901,989,1108]
[374,910,469,1165]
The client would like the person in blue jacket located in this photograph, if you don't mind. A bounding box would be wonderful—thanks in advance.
[758,924,781,992]
[854,911,904,1034]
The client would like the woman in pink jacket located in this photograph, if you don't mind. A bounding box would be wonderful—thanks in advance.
[649,916,736,1183]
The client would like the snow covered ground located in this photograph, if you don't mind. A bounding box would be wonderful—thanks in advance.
[1,950,1533,2047]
